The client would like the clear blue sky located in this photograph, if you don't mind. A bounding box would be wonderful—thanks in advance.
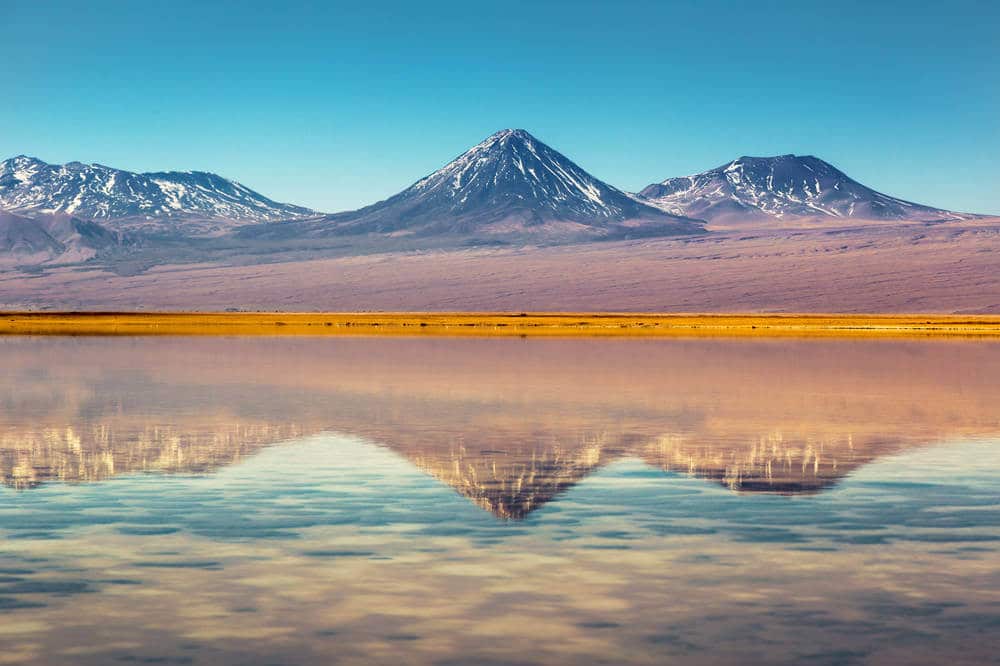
[3,1,998,214]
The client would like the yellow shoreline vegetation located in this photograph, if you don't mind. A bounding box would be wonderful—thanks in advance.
[2,312,1000,337]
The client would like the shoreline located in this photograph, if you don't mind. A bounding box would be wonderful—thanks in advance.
[2,312,1000,338]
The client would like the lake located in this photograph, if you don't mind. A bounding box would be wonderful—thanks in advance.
[1,336,998,665]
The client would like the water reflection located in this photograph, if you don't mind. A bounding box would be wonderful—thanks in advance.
[0,337,998,665]
[2,337,998,513]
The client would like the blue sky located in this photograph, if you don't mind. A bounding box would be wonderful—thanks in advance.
[3,0,998,214]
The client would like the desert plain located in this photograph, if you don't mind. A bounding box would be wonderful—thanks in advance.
[1,220,997,314]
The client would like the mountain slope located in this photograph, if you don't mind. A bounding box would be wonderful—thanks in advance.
[0,156,315,233]
[240,129,704,244]
[638,154,968,225]
[0,210,132,265]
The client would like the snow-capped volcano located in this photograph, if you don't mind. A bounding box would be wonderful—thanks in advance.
[638,154,968,225]
[242,129,703,243]
[0,156,315,233]
[399,128,663,223]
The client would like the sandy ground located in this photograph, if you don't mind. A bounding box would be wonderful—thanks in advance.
[1,221,998,312]
[2,312,999,337]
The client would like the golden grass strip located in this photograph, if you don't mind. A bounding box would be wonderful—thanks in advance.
[1,312,1000,338]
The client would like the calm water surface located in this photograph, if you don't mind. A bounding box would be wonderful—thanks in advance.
[1,337,999,665]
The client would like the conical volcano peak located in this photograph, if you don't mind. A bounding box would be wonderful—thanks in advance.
[735,153,796,161]
[443,128,545,168]
[393,128,697,225]
[243,130,704,244]
[408,129,599,200]
[488,128,533,141]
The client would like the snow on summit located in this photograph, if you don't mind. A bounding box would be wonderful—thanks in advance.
[408,128,622,216]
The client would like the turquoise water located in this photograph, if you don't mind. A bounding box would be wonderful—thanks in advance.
[1,337,998,665]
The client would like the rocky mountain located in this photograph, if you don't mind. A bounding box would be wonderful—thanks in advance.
[240,129,704,244]
[0,156,315,234]
[638,154,969,225]
[0,210,131,265]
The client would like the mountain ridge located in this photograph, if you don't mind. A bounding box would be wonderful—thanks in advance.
[0,137,987,271]
[0,155,315,234]
[637,154,969,225]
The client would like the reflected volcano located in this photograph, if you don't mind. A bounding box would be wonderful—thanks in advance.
[2,336,999,517]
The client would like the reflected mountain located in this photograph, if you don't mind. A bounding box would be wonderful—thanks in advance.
[2,337,998,517]
[0,422,303,489]
[640,432,866,494]
[371,429,921,517]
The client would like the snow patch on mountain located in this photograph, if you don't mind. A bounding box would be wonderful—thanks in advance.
[638,154,968,224]
[0,156,315,231]
[403,128,645,219]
